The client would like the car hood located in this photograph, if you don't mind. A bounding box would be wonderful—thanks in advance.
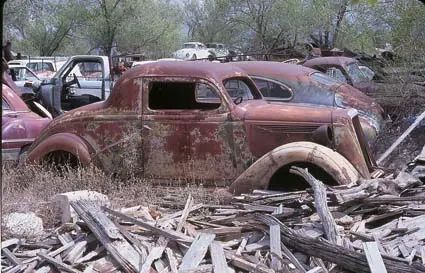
[335,84,384,121]
[233,100,334,123]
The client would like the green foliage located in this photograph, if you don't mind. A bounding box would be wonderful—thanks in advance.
[3,0,424,60]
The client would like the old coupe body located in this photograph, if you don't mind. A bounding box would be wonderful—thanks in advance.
[231,61,385,144]
[302,57,376,93]
[26,61,378,194]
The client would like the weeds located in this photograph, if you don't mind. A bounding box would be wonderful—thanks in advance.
[1,163,220,232]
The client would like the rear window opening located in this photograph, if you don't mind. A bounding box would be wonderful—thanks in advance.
[148,81,221,110]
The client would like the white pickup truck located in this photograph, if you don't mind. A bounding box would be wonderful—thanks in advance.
[34,55,112,117]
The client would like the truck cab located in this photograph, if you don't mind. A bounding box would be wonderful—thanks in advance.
[35,55,112,117]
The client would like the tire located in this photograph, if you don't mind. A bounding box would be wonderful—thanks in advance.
[192,54,197,60]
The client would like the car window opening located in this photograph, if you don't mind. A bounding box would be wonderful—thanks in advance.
[149,81,221,110]
[253,78,292,100]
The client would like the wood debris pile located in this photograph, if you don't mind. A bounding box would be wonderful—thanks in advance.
[1,167,425,273]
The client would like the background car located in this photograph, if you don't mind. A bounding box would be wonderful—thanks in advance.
[172,42,215,60]
[231,61,385,145]
[8,64,41,94]
[302,56,376,93]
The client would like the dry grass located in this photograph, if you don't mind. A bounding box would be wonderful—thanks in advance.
[1,163,220,232]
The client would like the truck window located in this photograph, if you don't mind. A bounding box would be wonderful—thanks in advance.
[149,81,221,110]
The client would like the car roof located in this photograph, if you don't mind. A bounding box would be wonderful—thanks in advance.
[303,56,357,67]
[119,61,251,83]
[230,61,318,80]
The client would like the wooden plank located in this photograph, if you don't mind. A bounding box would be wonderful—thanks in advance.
[269,224,282,271]
[209,241,229,273]
[140,245,166,273]
[104,207,193,243]
[377,110,425,164]
[71,201,141,273]
[176,194,194,232]
[2,248,21,266]
[290,167,342,245]
[37,252,82,273]
[179,233,216,271]
[165,247,179,273]
[363,242,388,273]
[257,214,422,273]
[224,251,274,273]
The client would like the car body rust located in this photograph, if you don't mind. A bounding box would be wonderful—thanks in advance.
[26,61,379,192]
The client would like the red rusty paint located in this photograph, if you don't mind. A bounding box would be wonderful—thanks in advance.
[231,61,384,145]
[2,81,51,161]
[26,61,377,189]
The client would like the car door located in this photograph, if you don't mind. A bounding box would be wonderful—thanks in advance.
[141,77,236,181]
[2,97,26,161]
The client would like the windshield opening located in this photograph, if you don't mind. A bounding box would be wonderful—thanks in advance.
[347,62,368,83]
[184,44,196,49]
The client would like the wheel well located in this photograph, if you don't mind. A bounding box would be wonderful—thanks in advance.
[43,150,81,169]
[268,162,337,191]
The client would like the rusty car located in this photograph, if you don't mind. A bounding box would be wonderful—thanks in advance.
[2,81,51,162]
[25,61,380,194]
[302,56,376,94]
[230,61,385,144]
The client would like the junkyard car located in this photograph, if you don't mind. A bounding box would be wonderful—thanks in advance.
[34,55,112,117]
[8,64,41,94]
[231,61,385,144]
[205,43,230,58]
[172,42,215,60]
[2,79,51,162]
[302,57,376,93]
[26,61,379,194]
[8,58,67,80]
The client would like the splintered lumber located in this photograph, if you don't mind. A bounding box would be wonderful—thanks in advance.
[257,214,424,273]
[290,166,341,245]
[176,194,194,232]
[224,251,274,273]
[363,242,388,273]
[37,252,82,273]
[70,201,141,273]
[104,207,193,243]
[377,110,425,164]
[179,233,216,271]
[269,224,282,271]
[209,241,229,273]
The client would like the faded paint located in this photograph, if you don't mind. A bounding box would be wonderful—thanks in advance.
[26,61,378,191]
[2,82,51,161]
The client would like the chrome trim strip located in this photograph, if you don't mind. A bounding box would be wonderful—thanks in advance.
[2,138,35,144]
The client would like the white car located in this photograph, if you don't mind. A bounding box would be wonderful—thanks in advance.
[8,58,67,80]
[205,43,230,58]
[172,42,215,60]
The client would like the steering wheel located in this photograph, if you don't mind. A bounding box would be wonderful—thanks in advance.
[72,73,81,88]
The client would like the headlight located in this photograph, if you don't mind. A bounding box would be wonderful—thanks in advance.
[186,53,190,57]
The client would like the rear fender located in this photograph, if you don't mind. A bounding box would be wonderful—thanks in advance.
[228,141,361,195]
[26,133,92,165]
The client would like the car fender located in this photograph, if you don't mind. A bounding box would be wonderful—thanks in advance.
[26,133,92,165]
[228,141,361,195]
